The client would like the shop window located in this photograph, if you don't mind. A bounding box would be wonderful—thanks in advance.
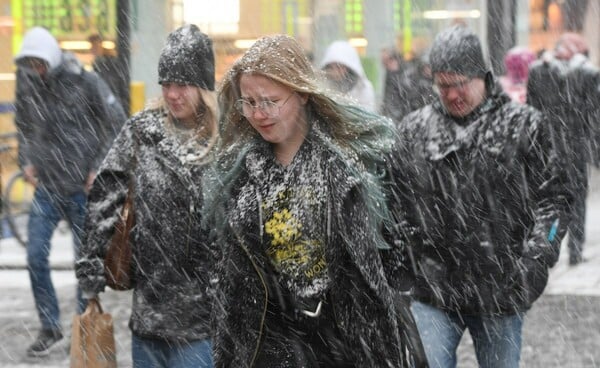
[344,0,363,36]
[184,0,239,34]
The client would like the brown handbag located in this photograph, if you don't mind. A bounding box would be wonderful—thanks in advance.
[104,186,134,291]
[70,297,117,368]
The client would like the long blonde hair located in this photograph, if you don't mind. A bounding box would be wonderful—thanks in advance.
[219,34,379,149]
[148,87,219,163]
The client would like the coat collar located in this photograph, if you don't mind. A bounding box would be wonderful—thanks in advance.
[426,86,510,160]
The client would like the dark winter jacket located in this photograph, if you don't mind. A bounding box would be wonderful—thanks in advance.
[390,86,572,316]
[527,53,600,178]
[76,109,215,342]
[93,54,129,112]
[381,60,435,125]
[15,52,126,195]
[210,126,406,367]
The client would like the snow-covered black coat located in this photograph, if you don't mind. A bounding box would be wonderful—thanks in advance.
[210,127,405,367]
[527,53,600,200]
[76,109,215,342]
[527,53,600,166]
[15,52,126,195]
[381,60,435,125]
[390,86,572,316]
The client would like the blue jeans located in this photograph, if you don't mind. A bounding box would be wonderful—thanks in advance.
[411,301,524,368]
[131,334,213,368]
[26,187,87,331]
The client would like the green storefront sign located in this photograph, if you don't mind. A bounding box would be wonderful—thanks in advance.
[12,0,117,53]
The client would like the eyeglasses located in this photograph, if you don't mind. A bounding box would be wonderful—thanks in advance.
[433,77,473,95]
[235,93,294,118]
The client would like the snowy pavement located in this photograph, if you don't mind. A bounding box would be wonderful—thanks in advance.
[545,184,600,296]
[0,232,133,368]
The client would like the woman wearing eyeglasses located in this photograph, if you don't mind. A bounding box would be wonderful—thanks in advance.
[202,34,425,368]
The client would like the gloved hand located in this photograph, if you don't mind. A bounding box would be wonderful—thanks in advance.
[75,257,107,295]
[522,238,560,268]
[502,255,548,307]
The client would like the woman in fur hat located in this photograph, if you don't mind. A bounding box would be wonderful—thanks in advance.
[76,24,217,367]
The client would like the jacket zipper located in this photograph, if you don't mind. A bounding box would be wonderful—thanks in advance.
[238,187,268,367]
[325,178,343,333]
[186,202,195,258]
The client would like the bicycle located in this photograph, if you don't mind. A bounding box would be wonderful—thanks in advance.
[2,170,34,247]
[1,132,71,248]
[1,132,33,247]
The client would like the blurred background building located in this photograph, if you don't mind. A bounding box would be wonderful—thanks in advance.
[0,0,598,131]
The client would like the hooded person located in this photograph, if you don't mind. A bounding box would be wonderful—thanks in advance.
[319,40,376,111]
[527,32,600,266]
[13,26,126,357]
[76,24,218,368]
[16,27,62,71]
[388,25,571,367]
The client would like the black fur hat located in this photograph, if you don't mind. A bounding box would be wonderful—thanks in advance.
[158,24,215,91]
[429,25,488,79]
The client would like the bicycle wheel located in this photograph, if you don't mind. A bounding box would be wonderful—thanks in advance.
[3,171,34,247]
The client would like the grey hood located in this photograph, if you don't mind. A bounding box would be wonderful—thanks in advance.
[15,27,62,70]
[320,40,367,77]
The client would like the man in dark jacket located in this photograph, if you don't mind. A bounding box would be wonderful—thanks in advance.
[390,26,571,367]
[527,32,600,266]
[14,27,126,357]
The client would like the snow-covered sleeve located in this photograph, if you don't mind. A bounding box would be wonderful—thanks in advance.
[522,109,572,268]
[13,70,36,168]
[383,115,426,285]
[75,118,137,294]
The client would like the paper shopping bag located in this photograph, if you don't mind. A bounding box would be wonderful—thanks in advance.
[70,297,117,368]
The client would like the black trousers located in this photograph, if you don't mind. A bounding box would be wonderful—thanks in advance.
[568,160,588,262]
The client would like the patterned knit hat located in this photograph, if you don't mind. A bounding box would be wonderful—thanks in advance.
[429,25,488,78]
[504,46,536,83]
[158,24,215,91]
